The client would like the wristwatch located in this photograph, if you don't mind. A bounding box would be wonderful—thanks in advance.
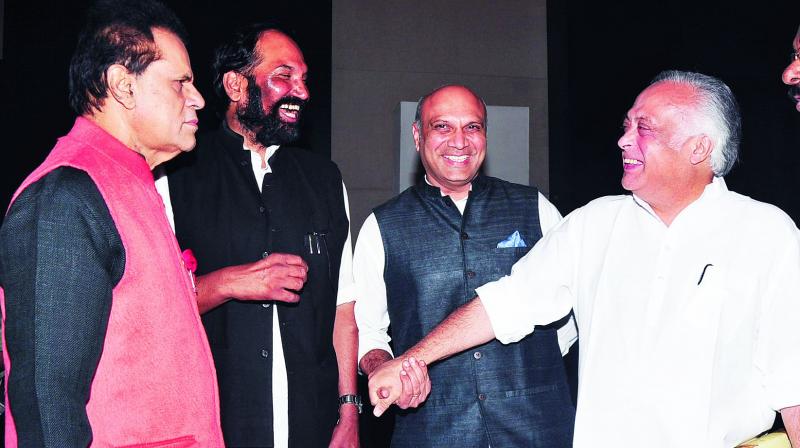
[338,394,362,414]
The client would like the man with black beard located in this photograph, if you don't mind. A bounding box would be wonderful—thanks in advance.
[158,24,360,448]
[783,24,800,111]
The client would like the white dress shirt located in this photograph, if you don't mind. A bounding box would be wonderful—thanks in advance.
[478,177,800,447]
[354,185,577,363]
[156,145,355,448]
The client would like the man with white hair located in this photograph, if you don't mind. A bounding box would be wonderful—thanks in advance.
[369,70,800,447]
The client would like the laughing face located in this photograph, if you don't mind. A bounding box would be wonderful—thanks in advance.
[236,30,309,146]
[782,25,800,112]
[413,86,487,199]
[617,82,700,203]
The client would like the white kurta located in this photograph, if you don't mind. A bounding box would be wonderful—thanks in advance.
[478,177,800,447]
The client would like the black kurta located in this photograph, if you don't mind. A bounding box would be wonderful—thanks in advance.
[166,124,349,447]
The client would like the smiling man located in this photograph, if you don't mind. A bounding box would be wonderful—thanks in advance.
[368,72,800,447]
[162,24,359,447]
[0,0,223,446]
[782,24,800,111]
[355,85,576,447]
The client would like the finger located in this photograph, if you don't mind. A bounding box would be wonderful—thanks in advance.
[397,369,413,409]
[403,360,421,404]
[415,359,431,401]
[265,253,307,268]
[269,289,300,303]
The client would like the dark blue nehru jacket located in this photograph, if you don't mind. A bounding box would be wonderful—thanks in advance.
[375,175,575,448]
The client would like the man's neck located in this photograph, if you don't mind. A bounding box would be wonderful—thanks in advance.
[642,178,713,226]
[225,114,269,166]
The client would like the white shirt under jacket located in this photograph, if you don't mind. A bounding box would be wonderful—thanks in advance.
[354,188,577,364]
[477,176,800,447]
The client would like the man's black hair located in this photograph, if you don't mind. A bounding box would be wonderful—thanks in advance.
[211,22,295,112]
[68,0,188,115]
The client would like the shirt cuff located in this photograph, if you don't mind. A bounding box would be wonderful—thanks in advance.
[476,277,529,345]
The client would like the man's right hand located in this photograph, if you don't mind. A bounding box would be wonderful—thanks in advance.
[195,253,307,313]
[222,253,308,302]
[367,356,429,417]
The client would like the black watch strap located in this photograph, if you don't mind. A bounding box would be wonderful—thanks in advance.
[338,394,363,414]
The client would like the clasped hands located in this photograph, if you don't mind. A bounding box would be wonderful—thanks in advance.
[367,356,431,417]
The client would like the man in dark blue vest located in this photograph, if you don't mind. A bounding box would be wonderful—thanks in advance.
[354,85,576,447]
[160,24,360,447]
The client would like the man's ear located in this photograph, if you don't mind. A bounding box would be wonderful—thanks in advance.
[412,122,421,152]
[689,135,714,166]
[223,71,246,103]
[106,64,136,109]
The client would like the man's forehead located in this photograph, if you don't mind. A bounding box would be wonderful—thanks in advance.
[254,30,307,72]
[152,27,191,71]
[422,87,486,122]
[628,83,694,119]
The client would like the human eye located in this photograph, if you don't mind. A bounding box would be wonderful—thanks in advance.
[432,122,450,131]
[466,123,483,132]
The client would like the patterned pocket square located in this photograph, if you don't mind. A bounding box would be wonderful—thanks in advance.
[497,230,526,248]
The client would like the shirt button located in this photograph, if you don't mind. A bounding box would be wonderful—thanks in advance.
[262,251,269,259]
[460,232,469,240]
[262,303,271,308]
[473,351,482,360]
[240,160,248,167]
[261,349,269,358]
[259,206,266,213]
[478,393,486,401]
[466,270,476,278]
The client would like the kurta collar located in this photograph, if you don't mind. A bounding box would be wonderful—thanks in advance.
[414,173,489,202]
[70,116,154,184]
[631,176,728,224]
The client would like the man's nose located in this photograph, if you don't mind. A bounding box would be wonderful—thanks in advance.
[186,83,205,110]
[293,79,309,100]
[448,128,468,149]
[618,129,633,151]
[782,59,800,85]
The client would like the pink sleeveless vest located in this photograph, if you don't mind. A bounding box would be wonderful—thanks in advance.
[1,117,223,447]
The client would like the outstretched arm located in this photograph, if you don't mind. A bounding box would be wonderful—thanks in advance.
[368,296,495,417]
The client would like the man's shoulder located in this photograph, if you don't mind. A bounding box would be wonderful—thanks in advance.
[481,176,539,196]
[14,167,101,210]
[720,189,798,233]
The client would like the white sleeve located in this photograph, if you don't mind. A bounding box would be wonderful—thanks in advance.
[536,192,577,355]
[755,225,800,410]
[477,211,578,345]
[537,191,563,235]
[336,182,355,306]
[353,213,394,363]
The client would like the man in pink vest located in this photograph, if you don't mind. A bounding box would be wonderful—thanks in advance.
[0,0,224,446]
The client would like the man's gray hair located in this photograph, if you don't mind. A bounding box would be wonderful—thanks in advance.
[650,70,741,177]
[413,85,488,133]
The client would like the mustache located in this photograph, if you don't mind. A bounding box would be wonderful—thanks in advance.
[788,85,800,103]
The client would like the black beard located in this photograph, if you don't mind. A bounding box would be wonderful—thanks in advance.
[789,84,800,105]
[236,77,307,147]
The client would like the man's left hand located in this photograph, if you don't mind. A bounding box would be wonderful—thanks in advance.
[329,404,360,448]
